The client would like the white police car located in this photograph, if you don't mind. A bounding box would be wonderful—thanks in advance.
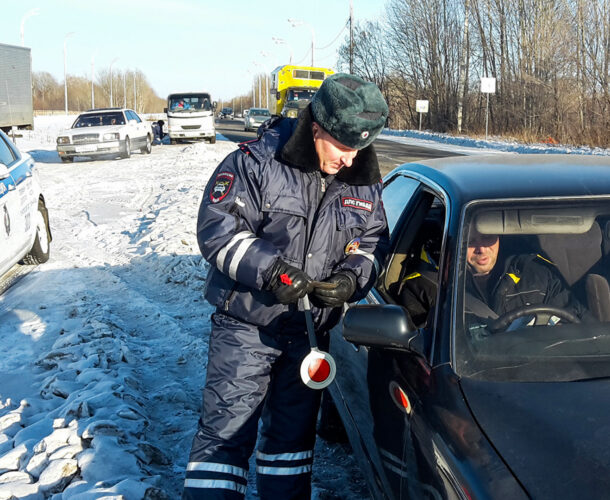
[0,129,51,279]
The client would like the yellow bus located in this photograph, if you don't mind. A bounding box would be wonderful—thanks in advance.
[270,65,335,118]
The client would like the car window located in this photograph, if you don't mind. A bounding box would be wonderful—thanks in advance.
[74,115,100,127]
[195,98,211,111]
[381,174,420,235]
[394,197,445,333]
[288,89,316,101]
[0,134,16,166]
[127,111,141,123]
[74,112,125,127]
[109,112,125,125]
[455,199,610,383]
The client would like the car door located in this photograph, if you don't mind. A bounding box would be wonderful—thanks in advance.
[0,133,31,275]
[329,172,449,499]
[125,111,142,145]
[133,110,150,143]
[328,173,421,497]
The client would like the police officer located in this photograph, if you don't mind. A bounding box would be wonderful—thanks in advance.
[183,74,389,500]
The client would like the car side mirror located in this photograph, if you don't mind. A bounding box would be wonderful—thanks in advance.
[212,101,218,110]
[163,107,168,114]
[0,164,10,180]
[342,304,424,354]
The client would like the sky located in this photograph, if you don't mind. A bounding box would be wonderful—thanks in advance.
[1,0,387,102]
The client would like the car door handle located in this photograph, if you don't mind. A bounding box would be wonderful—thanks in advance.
[7,184,16,191]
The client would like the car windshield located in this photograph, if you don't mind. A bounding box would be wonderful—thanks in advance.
[251,109,270,117]
[169,95,212,112]
[455,198,610,383]
[287,89,316,101]
[73,112,125,128]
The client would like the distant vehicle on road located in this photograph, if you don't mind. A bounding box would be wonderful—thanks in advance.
[165,92,216,144]
[0,128,51,279]
[219,107,234,119]
[244,108,271,132]
[270,65,334,118]
[56,108,153,162]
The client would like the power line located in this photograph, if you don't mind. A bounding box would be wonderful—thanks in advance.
[316,18,349,51]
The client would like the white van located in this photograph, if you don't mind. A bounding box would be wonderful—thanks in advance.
[165,92,216,144]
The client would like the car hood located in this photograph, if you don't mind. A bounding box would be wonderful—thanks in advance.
[61,125,124,136]
[460,377,610,498]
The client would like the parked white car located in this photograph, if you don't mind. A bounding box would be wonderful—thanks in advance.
[56,108,153,162]
[0,129,51,278]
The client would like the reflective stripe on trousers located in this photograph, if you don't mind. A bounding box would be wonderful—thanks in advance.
[183,312,326,500]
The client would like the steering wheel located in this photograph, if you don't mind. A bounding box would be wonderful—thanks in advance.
[489,305,580,333]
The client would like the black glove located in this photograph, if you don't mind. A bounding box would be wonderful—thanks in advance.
[266,259,313,305]
[312,272,357,307]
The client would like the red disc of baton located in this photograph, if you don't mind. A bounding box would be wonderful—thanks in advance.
[300,348,336,389]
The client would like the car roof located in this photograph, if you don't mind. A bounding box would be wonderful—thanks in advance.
[81,108,128,114]
[391,154,610,202]
[167,92,210,97]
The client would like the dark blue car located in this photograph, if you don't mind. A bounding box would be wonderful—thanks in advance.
[328,154,610,499]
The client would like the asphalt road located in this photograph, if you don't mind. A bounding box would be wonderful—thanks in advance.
[216,117,462,176]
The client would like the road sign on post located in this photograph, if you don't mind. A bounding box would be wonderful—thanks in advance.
[416,99,429,131]
[480,77,496,140]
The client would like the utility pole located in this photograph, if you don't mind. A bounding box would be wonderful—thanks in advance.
[133,73,137,112]
[349,0,354,74]
[63,32,75,115]
[91,54,95,109]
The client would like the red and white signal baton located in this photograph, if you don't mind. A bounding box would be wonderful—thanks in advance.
[300,293,337,390]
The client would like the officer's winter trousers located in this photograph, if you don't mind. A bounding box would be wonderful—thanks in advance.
[183,312,325,500]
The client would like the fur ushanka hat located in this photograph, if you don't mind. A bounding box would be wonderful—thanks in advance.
[311,73,388,150]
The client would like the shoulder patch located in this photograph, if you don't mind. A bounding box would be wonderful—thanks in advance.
[342,197,373,212]
[210,172,234,203]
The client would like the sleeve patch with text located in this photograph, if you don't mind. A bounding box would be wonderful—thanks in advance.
[342,197,373,212]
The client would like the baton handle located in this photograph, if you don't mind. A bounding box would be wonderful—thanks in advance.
[302,294,318,349]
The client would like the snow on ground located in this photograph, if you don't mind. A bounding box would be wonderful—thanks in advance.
[0,115,608,500]
[380,128,610,156]
[0,115,366,500]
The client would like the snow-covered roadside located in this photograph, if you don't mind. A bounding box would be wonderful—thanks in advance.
[380,127,610,156]
[0,116,366,499]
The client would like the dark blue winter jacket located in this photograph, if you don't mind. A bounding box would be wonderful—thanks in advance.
[197,107,389,329]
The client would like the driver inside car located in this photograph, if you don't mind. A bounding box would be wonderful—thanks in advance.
[465,228,591,334]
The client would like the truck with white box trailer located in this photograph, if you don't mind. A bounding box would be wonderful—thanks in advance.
[0,43,34,133]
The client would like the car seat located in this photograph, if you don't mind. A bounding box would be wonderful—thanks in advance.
[538,221,610,321]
